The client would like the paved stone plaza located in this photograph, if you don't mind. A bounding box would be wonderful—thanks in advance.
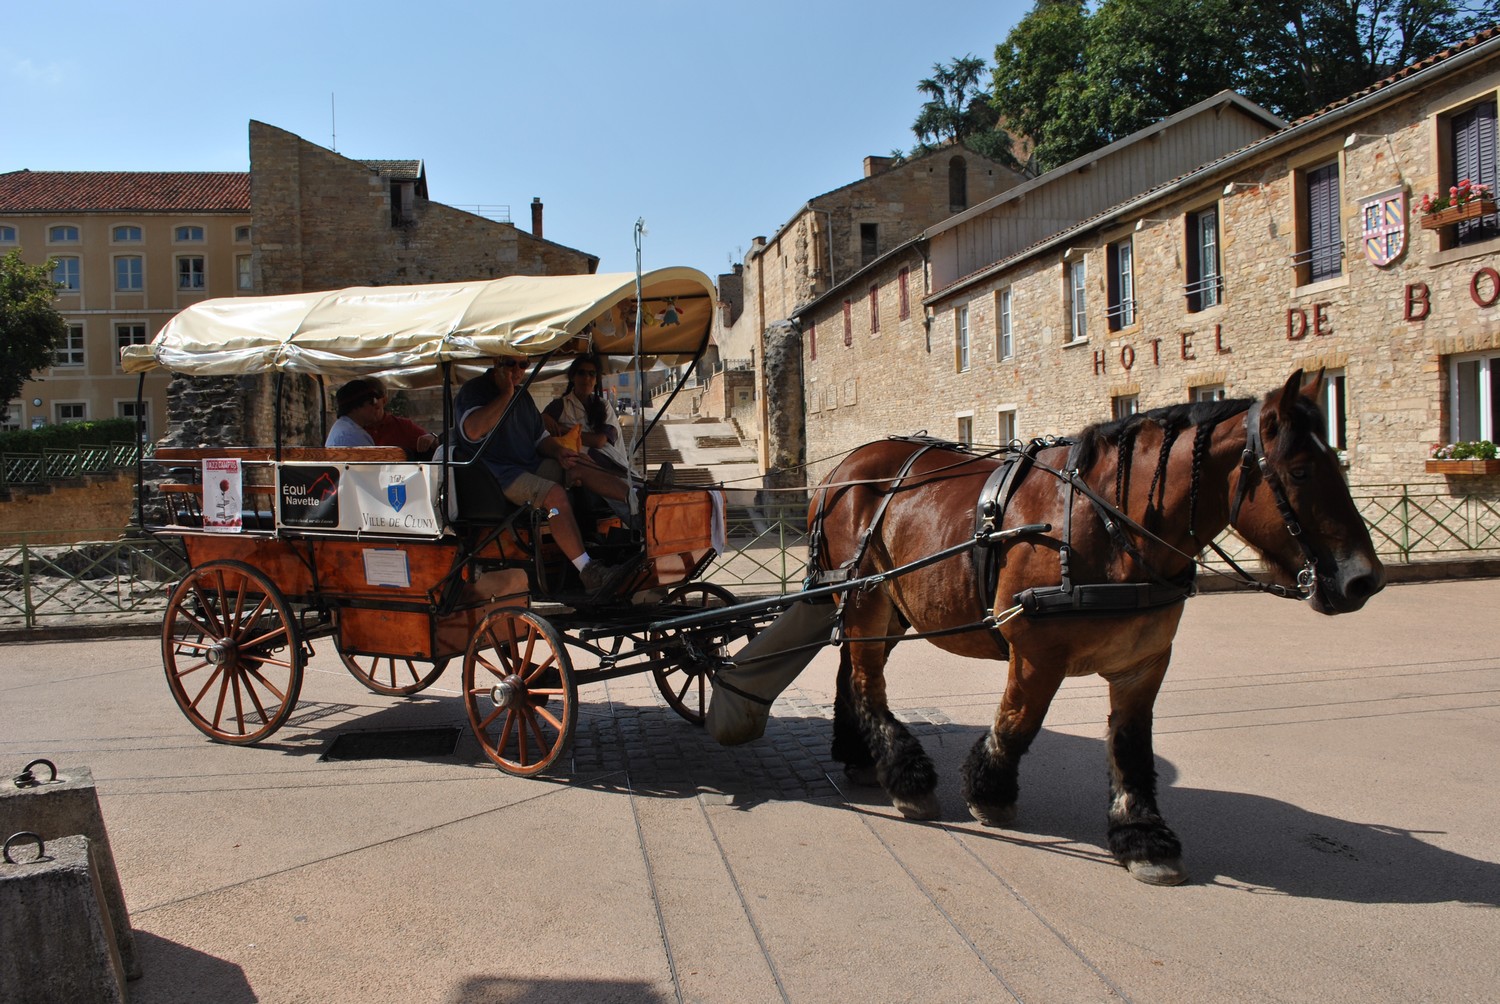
[1,578,1498,1002]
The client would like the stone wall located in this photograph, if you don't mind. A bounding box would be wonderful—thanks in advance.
[0,475,135,542]
[801,53,1500,491]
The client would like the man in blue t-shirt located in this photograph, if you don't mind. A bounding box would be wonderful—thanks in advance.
[455,358,631,593]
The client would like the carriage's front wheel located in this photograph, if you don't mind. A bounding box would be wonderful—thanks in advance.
[162,559,304,744]
[651,582,746,725]
[463,608,576,775]
[335,644,449,696]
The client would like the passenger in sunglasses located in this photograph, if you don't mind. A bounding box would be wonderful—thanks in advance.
[455,356,632,594]
[541,354,630,476]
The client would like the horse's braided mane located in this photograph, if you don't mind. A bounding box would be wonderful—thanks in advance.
[1073,397,1254,474]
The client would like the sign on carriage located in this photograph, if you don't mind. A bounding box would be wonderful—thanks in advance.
[202,458,243,533]
[275,462,440,537]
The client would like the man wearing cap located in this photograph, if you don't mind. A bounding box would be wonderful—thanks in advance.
[455,358,631,594]
[327,379,381,447]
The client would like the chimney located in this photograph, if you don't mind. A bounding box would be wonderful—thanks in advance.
[863,155,895,178]
[530,197,543,238]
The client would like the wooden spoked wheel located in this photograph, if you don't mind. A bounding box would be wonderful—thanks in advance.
[335,645,449,696]
[651,582,743,726]
[162,559,304,744]
[463,608,576,775]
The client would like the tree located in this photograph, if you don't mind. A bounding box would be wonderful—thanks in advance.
[0,249,66,424]
[909,55,1024,169]
[990,0,1500,174]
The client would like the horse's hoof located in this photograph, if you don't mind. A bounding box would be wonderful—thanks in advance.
[967,802,1018,828]
[1127,858,1189,886]
[843,764,879,787]
[893,792,941,820]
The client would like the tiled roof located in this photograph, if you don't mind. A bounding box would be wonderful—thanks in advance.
[359,159,423,180]
[0,170,250,212]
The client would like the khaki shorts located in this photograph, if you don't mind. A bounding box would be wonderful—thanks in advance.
[501,459,568,508]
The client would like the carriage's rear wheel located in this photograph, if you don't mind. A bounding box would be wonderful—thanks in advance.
[335,645,449,696]
[162,559,304,744]
[463,608,576,775]
[651,582,746,726]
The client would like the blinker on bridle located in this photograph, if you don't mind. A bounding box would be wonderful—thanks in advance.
[1226,401,1320,600]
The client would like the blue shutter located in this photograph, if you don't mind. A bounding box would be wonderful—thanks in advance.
[1307,164,1340,282]
[1453,102,1498,244]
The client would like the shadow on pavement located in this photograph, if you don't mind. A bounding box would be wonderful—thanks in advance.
[131,931,255,1003]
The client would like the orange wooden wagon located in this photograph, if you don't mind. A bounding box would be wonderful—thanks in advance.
[123,270,773,775]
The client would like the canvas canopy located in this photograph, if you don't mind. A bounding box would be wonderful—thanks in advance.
[120,268,717,387]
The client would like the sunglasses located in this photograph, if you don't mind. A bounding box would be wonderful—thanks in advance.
[575,370,598,377]
[496,359,522,369]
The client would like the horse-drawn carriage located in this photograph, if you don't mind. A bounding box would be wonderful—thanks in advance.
[124,268,774,776]
[125,267,1387,884]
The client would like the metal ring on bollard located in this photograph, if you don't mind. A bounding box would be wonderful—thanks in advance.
[3,831,46,864]
[13,758,58,788]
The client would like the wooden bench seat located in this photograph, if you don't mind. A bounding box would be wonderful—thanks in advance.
[152,446,407,463]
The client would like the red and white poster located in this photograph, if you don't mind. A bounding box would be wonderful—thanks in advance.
[202,458,243,533]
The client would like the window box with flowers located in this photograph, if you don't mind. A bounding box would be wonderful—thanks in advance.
[1426,440,1500,474]
[1418,180,1496,230]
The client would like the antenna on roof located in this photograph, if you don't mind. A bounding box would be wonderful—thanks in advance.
[330,93,337,152]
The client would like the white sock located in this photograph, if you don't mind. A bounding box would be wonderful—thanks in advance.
[573,554,591,572]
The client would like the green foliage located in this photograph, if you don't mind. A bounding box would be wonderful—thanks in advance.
[1432,439,1499,459]
[989,0,1500,174]
[0,418,139,456]
[0,248,68,423]
[908,55,1025,171]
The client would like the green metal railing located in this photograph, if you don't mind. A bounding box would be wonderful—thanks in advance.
[0,442,145,487]
[2,483,1498,631]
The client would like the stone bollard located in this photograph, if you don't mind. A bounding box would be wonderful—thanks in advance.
[0,761,141,979]
[0,832,127,1003]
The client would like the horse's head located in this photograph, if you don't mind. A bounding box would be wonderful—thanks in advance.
[1230,370,1385,614]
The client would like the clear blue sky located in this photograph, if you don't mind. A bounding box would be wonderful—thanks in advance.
[2,0,1029,277]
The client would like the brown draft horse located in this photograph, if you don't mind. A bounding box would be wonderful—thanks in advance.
[810,371,1385,884]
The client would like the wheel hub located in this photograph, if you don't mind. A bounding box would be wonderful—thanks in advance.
[490,674,526,709]
[205,642,236,668]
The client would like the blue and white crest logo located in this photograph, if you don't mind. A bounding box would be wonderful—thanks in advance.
[386,481,407,512]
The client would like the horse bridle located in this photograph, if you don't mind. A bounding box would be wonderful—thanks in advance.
[1222,402,1319,600]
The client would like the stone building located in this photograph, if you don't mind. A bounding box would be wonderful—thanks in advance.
[0,170,250,438]
[711,145,1031,470]
[797,29,1500,495]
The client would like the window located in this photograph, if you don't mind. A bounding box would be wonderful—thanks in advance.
[115,256,143,291]
[1309,369,1347,451]
[898,267,910,320]
[1449,350,1500,442]
[860,223,878,266]
[54,402,86,424]
[48,225,79,243]
[1300,162,1342,283]
[112,225,142,242]
[996,288,1013,360]
[1067,259,1088,342]
[1451,100,1499,245]
[54,324,85,367]
[955,305,970,372]
[949,156,968,212]
[116,400,150,441]
[868,285,880,333]
[1191,383,1226,402]
[52,257,80,292]
[177,256,205,289]
[842,299,852,346]
[1186,208,1221,310]
[956,415,973,445]
[997,408,1017,444]
[0,226,17,243]
[236,254,253,291]
[234,225,251,242]
[115,322,147,354]
[0,403,19,432]
[1112,395,1140,419]
[174,225,205,242]
[1107,238,1135,330]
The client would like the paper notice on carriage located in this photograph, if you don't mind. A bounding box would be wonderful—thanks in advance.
[361,548,411,588]
[202,458,243,533]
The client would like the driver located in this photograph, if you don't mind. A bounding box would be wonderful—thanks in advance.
[454,357,632,595]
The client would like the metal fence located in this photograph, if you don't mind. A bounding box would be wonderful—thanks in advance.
[3,483,1499,631]
[0,442,143,487]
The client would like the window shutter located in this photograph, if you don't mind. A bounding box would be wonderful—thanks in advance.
[1307,164,1340,282]
[1453,102,1499,243]
[1106,243,1122,329]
